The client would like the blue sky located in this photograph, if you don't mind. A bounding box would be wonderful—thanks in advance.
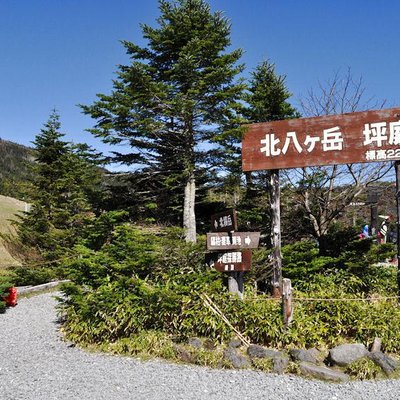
[1,0,400,160]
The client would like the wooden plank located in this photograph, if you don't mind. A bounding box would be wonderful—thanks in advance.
[282,278,293,328]
[206,232,260,250]
[210,209,238,232]
[242,107,400,171]
[396,161,400,296]
[206,250,252,272]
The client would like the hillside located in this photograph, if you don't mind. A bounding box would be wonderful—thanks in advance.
[0,138,35,200]
[0,194,27,267]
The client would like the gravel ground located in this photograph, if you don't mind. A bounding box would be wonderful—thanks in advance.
[1,293,400,400]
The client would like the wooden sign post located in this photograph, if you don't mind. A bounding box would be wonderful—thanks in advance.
[396,161,400,296]
[242,107,400,296]
[207,209,260,298]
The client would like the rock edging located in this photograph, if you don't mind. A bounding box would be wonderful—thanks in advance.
[179,337,399,382]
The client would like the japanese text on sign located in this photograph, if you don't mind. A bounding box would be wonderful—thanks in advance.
[211,209,238,232]
[242,108,400,171]
[260,127,344,156]
[260,120,400,162]
[210,235,242,247]
[217,252,242,264]
[217,215,232,229]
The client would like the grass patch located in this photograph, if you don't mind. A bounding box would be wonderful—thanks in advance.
[251,357,273,372]
[344,357,384,380]
[0,194,26,268]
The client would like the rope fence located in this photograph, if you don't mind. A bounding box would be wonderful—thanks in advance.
[245,295,400,303]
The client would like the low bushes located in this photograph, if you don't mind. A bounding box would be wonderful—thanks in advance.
[59,223,400,355]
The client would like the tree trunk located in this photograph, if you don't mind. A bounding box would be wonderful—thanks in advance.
[318,235,328,256]
[270,169,282,297]
[244,171,256,200]
[183,172,197,243]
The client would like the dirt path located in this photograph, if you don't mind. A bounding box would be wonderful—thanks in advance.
[0,292,398,400]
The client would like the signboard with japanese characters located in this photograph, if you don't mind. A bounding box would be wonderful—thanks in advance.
[210,209,238,232]
[242,107,400,171]
[206,232,260,250]
[206,250,252,272]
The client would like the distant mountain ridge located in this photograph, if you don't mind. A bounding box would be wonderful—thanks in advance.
[0,139,35,200]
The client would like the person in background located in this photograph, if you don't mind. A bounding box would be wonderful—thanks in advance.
[379,216,390,244]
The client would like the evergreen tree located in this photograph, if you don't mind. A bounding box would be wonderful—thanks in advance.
[239,61,299,233]
[15,112,101,261]
[244,60,299,123]
[81,0,244,242]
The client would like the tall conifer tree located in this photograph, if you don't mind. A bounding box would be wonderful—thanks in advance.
[16,112,101,260]
[81,0,244,242]
[244,61,299,123]
[241,61,299,231]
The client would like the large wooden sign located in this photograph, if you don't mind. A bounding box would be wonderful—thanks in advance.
[242,107,400,171]
[206,232,260,250]
[206,250,252,272]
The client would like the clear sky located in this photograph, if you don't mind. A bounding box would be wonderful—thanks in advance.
[1,0,400,160]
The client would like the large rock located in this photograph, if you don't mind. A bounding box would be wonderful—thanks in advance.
[329,344,368,366]
[224,347,250,369]
[188,337,203,349]
[273,356,289,374]
[299,362,350,382]
[228,339,242,348]
[247,344,281,359]
[370,337,382,353]
[290,348,320,364]
[173,344,194,364]
[369,351,398,376]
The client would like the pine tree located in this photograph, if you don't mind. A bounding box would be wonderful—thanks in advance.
[15,112,101,261]
[81,0,244,242]
[241,61,299,294]
[239,60,299,231]
[244,60,299,123]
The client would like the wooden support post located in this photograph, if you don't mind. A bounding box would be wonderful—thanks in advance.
[228,272,244,299]
[395,161,400,297]
[270,169,282,297]
[282,278,293,327]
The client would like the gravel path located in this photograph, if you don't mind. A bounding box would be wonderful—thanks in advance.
[1,292,400,400]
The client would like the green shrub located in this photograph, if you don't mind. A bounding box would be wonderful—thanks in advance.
[345,358,383,380]
[59,226,400,360]
[0,272,15,312]
[367,243,396,264]
[11,266,58,286]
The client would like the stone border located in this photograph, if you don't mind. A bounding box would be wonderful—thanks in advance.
[17,280,70,294]
[179,339,400,382]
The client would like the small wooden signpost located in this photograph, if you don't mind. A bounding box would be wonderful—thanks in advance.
[206,232,260,251]
[206,209,260,298]
[206,250,252,272]
[210,209,238,232]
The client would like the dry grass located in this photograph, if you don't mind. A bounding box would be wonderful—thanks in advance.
[0,195,27,268]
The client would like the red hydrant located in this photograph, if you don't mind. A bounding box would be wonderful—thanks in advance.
[4,287,17,307]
